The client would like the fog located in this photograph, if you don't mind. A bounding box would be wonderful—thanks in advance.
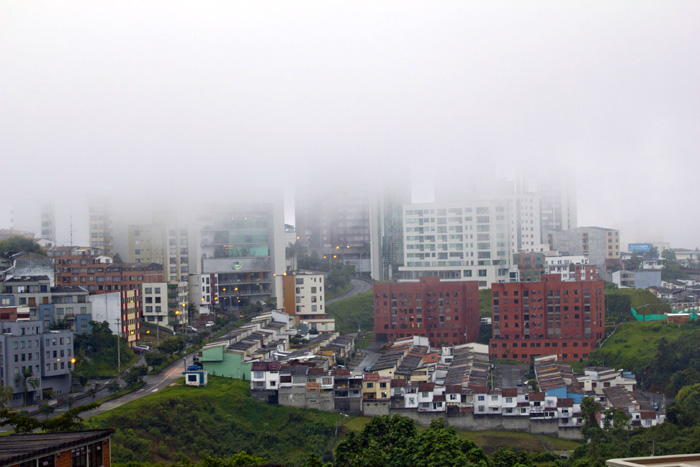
[1,1,699,247]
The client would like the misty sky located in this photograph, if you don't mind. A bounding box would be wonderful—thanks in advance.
[1,1,699,248]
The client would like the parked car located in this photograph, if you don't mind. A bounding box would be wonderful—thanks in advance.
[186,326,198,333]
[205,321,215,327]
[133,344,150,354]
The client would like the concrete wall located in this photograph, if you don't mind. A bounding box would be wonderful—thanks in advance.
[362,400,391,417]
[89,292,122,334]
[279,387,335,411]
[387,409,582,440]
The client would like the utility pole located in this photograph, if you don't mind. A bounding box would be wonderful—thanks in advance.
[115,317,121,377]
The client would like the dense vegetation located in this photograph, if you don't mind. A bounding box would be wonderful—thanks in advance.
[326,291,374,334]
[572,388,700,466]
[478,289,492,318]
[86,377,340,467]
[589,320,700,395]
[74,321,137,379]
[0,236,46,255]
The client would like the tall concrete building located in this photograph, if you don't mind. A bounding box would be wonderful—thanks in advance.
[89,198,114,255]
[40,203,56,243]
[191,202,286,313]
[128,213,190,282]
[536,178,577,239]
[398,200,512,288]
[548,227,620,273]
[369,182,411,281]
[295,184,372,275]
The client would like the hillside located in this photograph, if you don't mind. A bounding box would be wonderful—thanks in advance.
[85,377,339,466]
[326,290,374,334]
[590,320,700,391]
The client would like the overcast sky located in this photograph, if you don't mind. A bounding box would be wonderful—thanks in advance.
[1,1,699,248]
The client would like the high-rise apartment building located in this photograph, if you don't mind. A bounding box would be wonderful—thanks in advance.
[295,184,372,275]
[89,198,114,255]
[490,274,605,362]
[537,179,577,236]
[40,203,56,243]
[547,227,620,272]
[369,182,411,281]
[373,276,480,347]
[192,202,285,311]
[398,200,512,288]
[129,218,189,282]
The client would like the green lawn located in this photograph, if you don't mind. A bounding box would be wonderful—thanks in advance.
[327,291,374,334]
[591,320,690,369]
[326,282,354,300]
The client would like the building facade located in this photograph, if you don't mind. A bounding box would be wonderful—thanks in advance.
[128,220,190,282]
[194,203,286,310]
[490,274,605,362]
[374,276,480,347]
[0,320,73,407]
[547,227,620,271]
[142,281,188,331]
[398,201,512,288]
[89,198,114,255]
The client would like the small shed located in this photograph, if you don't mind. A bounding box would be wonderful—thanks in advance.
[183,370,208,387]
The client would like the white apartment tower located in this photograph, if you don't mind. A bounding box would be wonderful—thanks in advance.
[399,200,512,288]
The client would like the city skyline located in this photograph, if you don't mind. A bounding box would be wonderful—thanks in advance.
[1,1,699,248]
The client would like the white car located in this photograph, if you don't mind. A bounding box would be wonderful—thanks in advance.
[205,321,215,327]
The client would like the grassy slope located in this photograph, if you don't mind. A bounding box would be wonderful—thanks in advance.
[85,377,340,467]
[591,320,696,370]
[606,288,671,316]
[479,289,492,318]
[326,291,374,334]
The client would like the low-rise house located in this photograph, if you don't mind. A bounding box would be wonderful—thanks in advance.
[578,367,637,402]
[334,369,362,414]
[602,386,662,427]
[363,373,391,402]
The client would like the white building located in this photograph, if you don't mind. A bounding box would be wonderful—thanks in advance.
[142,281,188,331]
[399,200,512,288]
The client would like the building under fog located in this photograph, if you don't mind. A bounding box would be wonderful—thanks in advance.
[398,200,513,288]
[190,202,286,314]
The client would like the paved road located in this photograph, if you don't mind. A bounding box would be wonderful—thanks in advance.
[352,342,382,377]
[327,279,372,305]
[79,354,194,419]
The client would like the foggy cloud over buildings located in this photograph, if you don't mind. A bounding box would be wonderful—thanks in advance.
[1,1,699,247]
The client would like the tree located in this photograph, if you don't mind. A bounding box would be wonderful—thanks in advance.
[123,365,148,387]
[38,403,55,418]
[0,385,13,408]
[410,418,489,467]
[107,379,121,394]
[0,236,45,255]
[66,395,75,410]
[112,253,124,263]
[662,249,685,280]
[581,397,602,433]
[667,383,700,427]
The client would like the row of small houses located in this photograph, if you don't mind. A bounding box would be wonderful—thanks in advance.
[248,362,663,441]
[191,313,662,440]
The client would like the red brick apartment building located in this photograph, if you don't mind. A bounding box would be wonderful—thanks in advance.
[490,274,605,362]
[50,247,162,294]
[374,276,480,347]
